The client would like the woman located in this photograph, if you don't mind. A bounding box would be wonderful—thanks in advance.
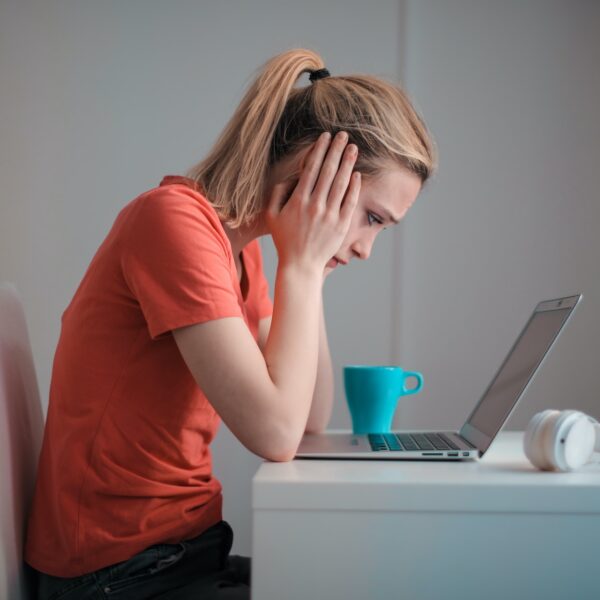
[25,48,436,599]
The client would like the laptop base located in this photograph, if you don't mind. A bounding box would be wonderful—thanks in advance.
[296,431,481,460]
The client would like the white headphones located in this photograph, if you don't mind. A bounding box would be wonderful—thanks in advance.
[523,409,600,472]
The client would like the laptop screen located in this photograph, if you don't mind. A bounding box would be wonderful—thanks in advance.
[465,303,575,442]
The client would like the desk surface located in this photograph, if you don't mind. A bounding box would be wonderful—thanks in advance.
[253,431,600,513]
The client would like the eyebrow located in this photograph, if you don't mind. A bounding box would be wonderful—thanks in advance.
[373,205,401,224]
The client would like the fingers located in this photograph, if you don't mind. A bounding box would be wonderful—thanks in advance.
[310,131,351,206]
[338,172,361,227]
[268,129,358,225]
[294,132,332,201]
[325,142,358,215]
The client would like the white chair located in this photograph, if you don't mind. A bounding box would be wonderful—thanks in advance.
[0,283,44,599]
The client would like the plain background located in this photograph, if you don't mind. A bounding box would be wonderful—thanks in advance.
[1,0,598,557]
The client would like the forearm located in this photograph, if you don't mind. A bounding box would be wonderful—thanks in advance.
[263,263,323,450]
[305,296,334,433]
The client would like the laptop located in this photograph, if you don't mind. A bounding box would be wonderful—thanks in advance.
[296,294,583,461]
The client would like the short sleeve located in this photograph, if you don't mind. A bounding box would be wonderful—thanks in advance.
[120,186,243,339]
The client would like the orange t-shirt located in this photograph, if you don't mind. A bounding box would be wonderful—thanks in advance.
[24,176,273,577]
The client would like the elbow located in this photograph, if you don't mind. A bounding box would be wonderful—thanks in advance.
[259,439,297,462]
[246,396,311,462]
[268,415,330,460]
[250,441,296,463]
[264,423,326,459]
[259,421,303,463]
[263,435,300,463]
[264,449,296,463]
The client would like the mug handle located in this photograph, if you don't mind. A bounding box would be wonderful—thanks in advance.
[402,371,423,395]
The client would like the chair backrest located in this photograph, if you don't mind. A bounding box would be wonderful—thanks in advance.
[0,283,44,599]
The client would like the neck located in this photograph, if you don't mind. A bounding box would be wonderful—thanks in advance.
[221,215,268,259]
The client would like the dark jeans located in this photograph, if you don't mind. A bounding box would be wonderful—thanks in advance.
[33,520,250,599]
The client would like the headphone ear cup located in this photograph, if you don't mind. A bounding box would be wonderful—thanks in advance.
[540,410,593,472]
[524,410,558,470]
[537,411,567,470]
[542,410,581,472]
[560,415,596,471]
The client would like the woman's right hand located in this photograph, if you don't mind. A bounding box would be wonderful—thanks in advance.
[266,130,361,275]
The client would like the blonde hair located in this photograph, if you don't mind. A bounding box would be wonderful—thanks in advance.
[186,48,437,228]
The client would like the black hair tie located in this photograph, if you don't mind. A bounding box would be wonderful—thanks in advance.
[309,68,331,83]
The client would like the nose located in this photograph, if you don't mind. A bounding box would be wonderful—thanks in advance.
[350,236,375,261]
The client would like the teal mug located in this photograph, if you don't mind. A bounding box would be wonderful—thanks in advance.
[344,365,424,434]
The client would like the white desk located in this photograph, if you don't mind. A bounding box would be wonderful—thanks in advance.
[251,431,600,600]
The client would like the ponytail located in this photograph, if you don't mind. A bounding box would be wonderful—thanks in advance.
[186,49,324,228]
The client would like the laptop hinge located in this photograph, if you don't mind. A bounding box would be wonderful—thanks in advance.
[460,423,493,454]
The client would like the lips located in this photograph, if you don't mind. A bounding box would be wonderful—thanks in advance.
[326,256,348,268]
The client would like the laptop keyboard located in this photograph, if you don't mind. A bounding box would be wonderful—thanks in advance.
[368,432,461,452]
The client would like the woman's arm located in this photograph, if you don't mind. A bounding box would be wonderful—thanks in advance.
[173,263,322,463]
[174,132,359,462]
[306,297,334,432]
[257,295,334,434]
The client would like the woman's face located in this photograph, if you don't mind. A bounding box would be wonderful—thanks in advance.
[326,165,421,270]
[266,147,422,271]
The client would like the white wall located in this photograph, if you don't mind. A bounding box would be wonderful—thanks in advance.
[397,0,600,430]
[0,0,403,558]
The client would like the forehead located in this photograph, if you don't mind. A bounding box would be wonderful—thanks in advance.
[362,166,422,215]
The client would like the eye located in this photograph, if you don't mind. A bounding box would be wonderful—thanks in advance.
[367,211,384,227]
